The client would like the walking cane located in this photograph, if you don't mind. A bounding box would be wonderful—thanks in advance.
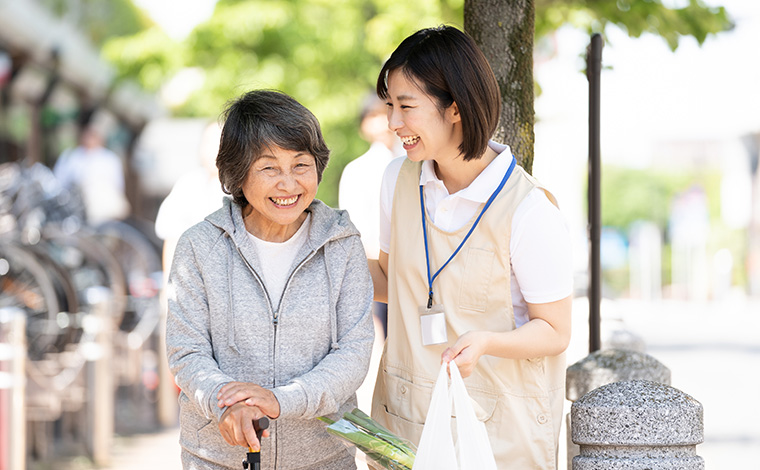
[242,416,269,470]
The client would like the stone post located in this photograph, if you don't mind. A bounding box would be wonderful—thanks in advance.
[0,307,26,470]
[565,349,670,469]
[83,287,114,466]
[157,289,178,427]
[571,380,704,469]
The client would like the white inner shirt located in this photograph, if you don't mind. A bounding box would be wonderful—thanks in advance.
[379,141,573,327]
[247,213,311,311]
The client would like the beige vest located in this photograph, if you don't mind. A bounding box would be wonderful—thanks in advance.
[372,159,566,469]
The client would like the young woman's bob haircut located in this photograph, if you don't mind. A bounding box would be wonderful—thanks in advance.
[217,89,330,207]
[376,25,501,162]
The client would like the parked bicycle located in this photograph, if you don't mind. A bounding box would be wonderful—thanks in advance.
[0,160,164,460]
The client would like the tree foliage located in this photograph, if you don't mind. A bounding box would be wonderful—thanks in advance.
[102,0,465,205]
[535,0,732,50]
[39,0,152,46]
[96,0,731,206]
[599,165,722,233]
[102,27,185,92]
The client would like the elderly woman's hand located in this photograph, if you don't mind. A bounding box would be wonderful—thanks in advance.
[217,381,281,419]
[218,402,271,449]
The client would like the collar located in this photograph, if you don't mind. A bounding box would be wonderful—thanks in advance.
[418,141,514,203]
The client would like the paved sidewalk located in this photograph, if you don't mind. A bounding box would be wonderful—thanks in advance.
[50,296,760,469]
[565,296,760,468]
[106,427,182,470]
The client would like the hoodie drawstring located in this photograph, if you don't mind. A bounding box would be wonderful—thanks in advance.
[324,259,340,352]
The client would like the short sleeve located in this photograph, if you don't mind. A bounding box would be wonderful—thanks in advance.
[510,188,573,303]
[378,156,406,255]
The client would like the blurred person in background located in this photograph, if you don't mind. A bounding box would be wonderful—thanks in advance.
[165,89,374,470]
[339,93,402,339]
[53,124,130,224]
[154,121,225,273]
[155,121,226,421]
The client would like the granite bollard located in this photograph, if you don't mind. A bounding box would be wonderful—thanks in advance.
[571,380,704,470]
[565,349,671,468]
[566,349,671,402]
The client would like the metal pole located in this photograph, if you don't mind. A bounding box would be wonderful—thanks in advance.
[587,33,603,353]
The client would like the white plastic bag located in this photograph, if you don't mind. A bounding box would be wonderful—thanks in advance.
[412,362,497,470]
[412,362,457,469]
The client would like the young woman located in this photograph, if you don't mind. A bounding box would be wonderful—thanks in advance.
[166,90,374,469]
[368,26,573,469]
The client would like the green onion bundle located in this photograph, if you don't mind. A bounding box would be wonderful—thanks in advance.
[319,408,416,469]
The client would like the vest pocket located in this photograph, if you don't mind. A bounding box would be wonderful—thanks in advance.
[378,405,425,447]
[379,368,434,426]
[463,385,499,422]
[458,248,495,312]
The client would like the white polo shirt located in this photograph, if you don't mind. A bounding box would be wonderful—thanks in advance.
[379,141,572,327]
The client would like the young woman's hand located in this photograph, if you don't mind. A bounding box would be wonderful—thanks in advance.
[441,296,573,377]
[218,402,271,449]
[217,382,281,419]
[441,331,491,378]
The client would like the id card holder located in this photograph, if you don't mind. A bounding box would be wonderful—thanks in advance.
[419,304,448,346]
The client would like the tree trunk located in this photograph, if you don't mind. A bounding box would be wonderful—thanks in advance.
[464,0,535,174]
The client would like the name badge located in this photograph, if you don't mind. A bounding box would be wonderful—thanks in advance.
[419,304,447,346]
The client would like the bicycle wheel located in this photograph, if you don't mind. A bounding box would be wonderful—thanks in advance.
[94,220,161,337]
[0,241,63,360]
[22,243,81,350]
[43,226,128,326]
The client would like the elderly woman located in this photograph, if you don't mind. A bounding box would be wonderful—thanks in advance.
[166,89,375,470]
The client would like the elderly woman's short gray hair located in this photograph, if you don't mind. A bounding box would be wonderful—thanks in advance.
[217,89,330,207]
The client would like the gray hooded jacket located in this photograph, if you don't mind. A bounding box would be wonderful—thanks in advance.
[166,197,374,469]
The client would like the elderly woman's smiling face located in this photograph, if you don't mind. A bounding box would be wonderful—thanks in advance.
[241,145,318,242]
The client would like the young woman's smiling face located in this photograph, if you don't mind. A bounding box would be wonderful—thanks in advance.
[385,69,462,164]
[241,145,318,242]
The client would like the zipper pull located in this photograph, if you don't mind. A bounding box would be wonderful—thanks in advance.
[273,311,279,325]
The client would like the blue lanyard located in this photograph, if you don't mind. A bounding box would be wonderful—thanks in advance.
[420,156,516,308]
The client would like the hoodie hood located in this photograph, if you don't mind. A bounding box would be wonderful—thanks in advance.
[206,197,359,253]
